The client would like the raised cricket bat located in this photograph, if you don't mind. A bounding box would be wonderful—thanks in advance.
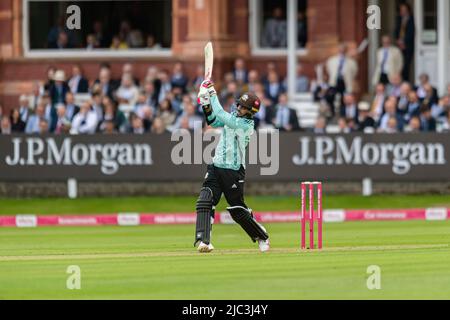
[204,42,213,80]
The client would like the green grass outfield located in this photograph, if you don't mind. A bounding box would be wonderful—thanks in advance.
[0,195,450,299]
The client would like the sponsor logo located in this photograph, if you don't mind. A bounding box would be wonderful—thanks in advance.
[16,214,37,227]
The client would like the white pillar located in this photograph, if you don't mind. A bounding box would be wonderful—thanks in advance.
[287,0,298,100]
[367,0,380,94]
[437,0,449,96]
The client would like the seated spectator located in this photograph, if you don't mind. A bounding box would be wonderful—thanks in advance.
[139,106,154,132]
[18,95,31,123]
[100,97,127,133]
[128,29,144,48]
[157,98,176,128]
[169,87,184,114]
[378,116,399,133]
[173,102,203,131]
[94,65,118,98]
[431,96,450,120]
[246,70,260,93]
[44,66,56,92]
[378,97,404,132]
[92,92,104,122]
[41,92,57,132]
[151,117,169,135]
[405,116,422,133]
[68,65,89,94]
[86,34,97,50]
[25,103,46,134]
[110,35,128,50]
[284,64,309,93]
[233,57,248,85]
[70,101,99,134]
[116,73,139,106]
[265,71,285,104]
[39,118,49,134]
[386,73,402,97]
[65,92,80,121]
[146,34,162,50]
[0,115,11,135]
[397,82,412,116]
[421,84,438,109]
[191,65,205,91]
[10,109,26,133]
[122,63,140,86]
[50,30,71,49]
[253,83,273,129]
[370,83,386,122]
[313,116,327,134]
[270,93,300,131]
[262,7,287,48]
[29,82,44,109]
[341,93,358,123]
[261,61,277,87]
[102,120,118,134]
[171,62,188,93]
[357,102,375,132]
[54,103,71,134]
[142,79,158,109]
[405,91,421,122]
[337,117,351,133]
[92,20,109,48]
[441,110,450,132]
[419,106,436,132]
[128,113,146,134]
[50,70,70,104]
[416,73,438,102]
[134,91,151,116]
[157,70,172,104]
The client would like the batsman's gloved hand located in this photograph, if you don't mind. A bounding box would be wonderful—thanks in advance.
[200,80,217,97]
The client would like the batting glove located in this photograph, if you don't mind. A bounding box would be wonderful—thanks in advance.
[201,80,217,97]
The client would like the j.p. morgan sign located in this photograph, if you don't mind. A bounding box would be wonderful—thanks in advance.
[0,133,448,182]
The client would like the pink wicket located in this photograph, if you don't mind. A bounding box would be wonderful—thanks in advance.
[300,182,323,250]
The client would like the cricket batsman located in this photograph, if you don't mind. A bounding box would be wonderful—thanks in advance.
[193,80,270,253]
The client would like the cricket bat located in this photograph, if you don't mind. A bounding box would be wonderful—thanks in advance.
[204,42,213,80]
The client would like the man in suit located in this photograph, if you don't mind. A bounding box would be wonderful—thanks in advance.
[394,3,415,82]
[326,44,358,113]
[25,103,46,134]
[372,36,404,86]
[262,7,287,48]
[18,95,31,123]
[270,93,300,131]
[65,92,80,121]
[232,58,249,85]
[94,64,119,99]
[68,65,89,94]
[264,71,285,105]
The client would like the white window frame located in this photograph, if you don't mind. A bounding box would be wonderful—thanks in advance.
[22,0,172,59]
[249,0,308,57]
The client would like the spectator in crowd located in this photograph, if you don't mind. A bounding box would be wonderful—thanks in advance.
[54,103,71,134]
[157,98,177,128]
[0,115,11,135]
[261,61,277,87]
[141,79,158,109]
[270,93,300,131]
[100,96,127,133]
[386,73,402,98]
[232,58,248,85]
[71,101,99,134]
[123,63,140,86]
[191,65,205,92]
[50,70,70,104]
[370,83,387,122]
[405,116,422,133]
[262,7,287,48]
[139,106,154,132]
[174,102,203,131]
[68,65,89,94]
[146,34,162,50]
[29,82,44,110]
[115,73,139,107]
[18,95,31,123]
[372,35,404,86]
[10,109,26,133]
[285,64,309,93]
[394,2,415,82]
[41,92,57,132]
[102,120,117,134]
[86,34,98,50]
[157,70,172,104]
[405,90,421,122]
[92,20,109,48]
[297,11,308,48]
[110,35,128,50]
[397,82,412,116]
[421,84,438,109]
[431,96,450,120]
[326,44,358,111]
[419,106,436,132]
[92,92,104,122]
[246,70,260,93]
[341,93,359,124]
[65,92,80,121]
[25,102,46,134]
[134,91,150,116]
[442,110,450,132]
[151,117,169,135]
[313,116,327,134]
[128,113,146,134]
[39,118,49,134]
[416,74,438,103]
[253,83,273,129]
[265,71,285,104]
[44,66,57,92]
[220,81,241,104]
[94,65,118,98]
[171,62,188,93]
[51,31,71,49]
[337,117,351,133]
[357,102,375,132]
[378,97,404,132]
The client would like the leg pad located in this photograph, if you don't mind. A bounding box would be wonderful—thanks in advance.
[227,206,269,242]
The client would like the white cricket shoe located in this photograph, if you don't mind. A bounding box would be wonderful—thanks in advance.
[197,242,214,253]
[258,239,270,252]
